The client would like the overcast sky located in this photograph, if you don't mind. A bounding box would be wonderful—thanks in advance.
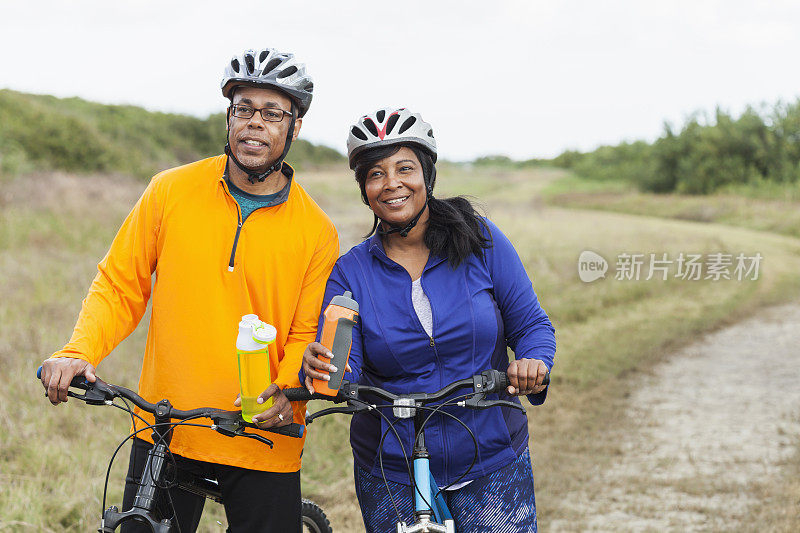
[1,1,799,161]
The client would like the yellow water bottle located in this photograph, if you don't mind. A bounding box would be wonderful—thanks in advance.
[236,314,277,423]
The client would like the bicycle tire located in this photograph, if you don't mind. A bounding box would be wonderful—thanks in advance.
[301,499,332,533]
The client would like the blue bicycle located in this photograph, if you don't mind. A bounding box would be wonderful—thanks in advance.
[285,369,549,533]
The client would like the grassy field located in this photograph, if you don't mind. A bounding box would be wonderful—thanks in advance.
[542,173,800,239]
[2,165,800,531]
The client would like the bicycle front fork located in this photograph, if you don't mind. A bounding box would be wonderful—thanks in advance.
[100,440,174,532]
[100,399,177,532]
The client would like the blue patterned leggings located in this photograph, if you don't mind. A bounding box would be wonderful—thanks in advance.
[354,447,537,533]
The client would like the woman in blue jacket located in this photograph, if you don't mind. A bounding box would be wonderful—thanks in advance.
[301,108,555,532]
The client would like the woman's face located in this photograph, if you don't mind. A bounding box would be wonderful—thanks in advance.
[363,147,427,227]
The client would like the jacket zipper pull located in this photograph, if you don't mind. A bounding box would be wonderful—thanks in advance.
[227,219,243,272]
[429,337,435,347]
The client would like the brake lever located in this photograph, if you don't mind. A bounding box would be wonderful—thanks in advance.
[210,413,276,448]
[237,432,274,448]
[462,393,525,412]
[306,403,368,424]
[65,377,117,406]
[490,399,526,412]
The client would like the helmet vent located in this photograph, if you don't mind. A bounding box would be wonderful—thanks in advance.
[278,66,298,78]
[222,48,313,116]
[385,113,400,135]
[397,116,417,134]
[351,126,368,141]
[363,119,379,137]
[427,129,434,137]
[263,58,282,74]
[376,110,386,122]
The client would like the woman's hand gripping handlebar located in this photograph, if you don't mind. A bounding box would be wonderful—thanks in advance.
[36,366,304,447]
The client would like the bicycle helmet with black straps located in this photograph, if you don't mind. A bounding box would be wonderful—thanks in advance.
[347,108,438,238]
[221,48,314,117]
[347,108,437,170]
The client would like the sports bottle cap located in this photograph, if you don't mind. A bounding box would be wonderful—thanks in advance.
[330,291,359,313]
[241,314,260,327]
[252,323,277,344]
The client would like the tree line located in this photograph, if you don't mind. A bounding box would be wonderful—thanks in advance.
[552,99,800,194]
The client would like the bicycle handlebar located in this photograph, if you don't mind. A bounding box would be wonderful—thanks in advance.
[36,366,304,440]
[282,368,550,422]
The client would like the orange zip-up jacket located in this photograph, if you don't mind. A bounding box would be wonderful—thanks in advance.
[52,155,338,472]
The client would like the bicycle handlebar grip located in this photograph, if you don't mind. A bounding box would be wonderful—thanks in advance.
[267,423,304,438]
[36,365,89,389]
[282,387,315,402]
[497,372,509,390]
[499,369,550,390]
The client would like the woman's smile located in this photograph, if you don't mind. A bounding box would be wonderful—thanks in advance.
[381,194,411,207]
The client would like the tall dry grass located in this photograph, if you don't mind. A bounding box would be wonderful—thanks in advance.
[2,165,799,531]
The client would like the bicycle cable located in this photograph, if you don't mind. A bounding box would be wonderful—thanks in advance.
[349,398,470,523]
[413,392,483,500]
[101,397,141,518]
[99,400,214,530]
[366,395,480,520]
[346,396,413,526]
[329,394,455,525]
[102,420,214,532]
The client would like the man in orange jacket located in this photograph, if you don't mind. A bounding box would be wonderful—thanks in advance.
[39,48,338,532]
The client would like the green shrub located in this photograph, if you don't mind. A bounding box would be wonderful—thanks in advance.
[0,89,344,179]
[552,99,800,194]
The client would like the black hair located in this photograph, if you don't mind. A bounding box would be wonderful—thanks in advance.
[353,144,490,268]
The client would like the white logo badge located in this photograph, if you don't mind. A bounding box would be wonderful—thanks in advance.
[578,251,608,283]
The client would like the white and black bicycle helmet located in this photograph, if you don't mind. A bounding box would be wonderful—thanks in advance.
[347,108,437,170]
[221,48,314,117]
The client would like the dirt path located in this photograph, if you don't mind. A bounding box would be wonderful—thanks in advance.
[550,303,800,532]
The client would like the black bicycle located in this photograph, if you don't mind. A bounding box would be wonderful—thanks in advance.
[283,369,549,533]
[35,367,331,533]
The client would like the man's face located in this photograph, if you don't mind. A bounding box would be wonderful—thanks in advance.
[227,86,302,171]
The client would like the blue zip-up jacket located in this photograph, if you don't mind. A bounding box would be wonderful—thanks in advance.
[307,218,556,486]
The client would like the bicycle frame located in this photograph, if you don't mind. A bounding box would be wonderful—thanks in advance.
[403,411,455,533]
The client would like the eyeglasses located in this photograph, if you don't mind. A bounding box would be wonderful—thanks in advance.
[229,104,294,122]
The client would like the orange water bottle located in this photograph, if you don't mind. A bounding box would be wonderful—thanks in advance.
[313,291,359,396]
